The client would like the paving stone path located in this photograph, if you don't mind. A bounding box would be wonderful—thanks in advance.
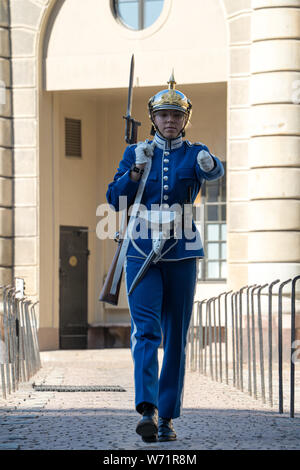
[0,349,299,451]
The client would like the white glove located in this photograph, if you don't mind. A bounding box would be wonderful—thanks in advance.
[135,141,156,165]
[197,149,215,172]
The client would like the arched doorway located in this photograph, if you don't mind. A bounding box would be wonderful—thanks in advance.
[36,0,231,349]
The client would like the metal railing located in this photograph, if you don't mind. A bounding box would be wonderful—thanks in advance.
[188,275,300,418]
[0,285,41,399]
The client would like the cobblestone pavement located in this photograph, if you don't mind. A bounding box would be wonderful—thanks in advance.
[0,349,299,451]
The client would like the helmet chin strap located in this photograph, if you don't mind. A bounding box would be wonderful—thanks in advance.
[150,126,185,139]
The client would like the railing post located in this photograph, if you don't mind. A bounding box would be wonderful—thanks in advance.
[11,289,18,391]
[217,292,226,383]
[198,300,206,374]
[208,298,215,379]
[33,302,41,370]
[224,291,232,385]
[31,303,41,373]
[213,298,218,380]
[3,287,14,395]
[251,285,261,399]
[12,292,20,391]
[21,298,29,382]
[188,301,195,370]
[231,292,236,386]
[25,301,35,379]
[7,290,14,392]
[268,279,280,408]
[239,285,248,392]
[0,286,7,398]
[257,283,268,403]
[204,299,210,376]
[246,285,256,395]
[290,275,300,418]
[234,292,240,389]
[278,278,292,414]
[17,296,23,383]
[194,301,199,372]
[18,298,26,382]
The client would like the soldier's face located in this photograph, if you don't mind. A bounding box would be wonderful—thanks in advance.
[153,110,186,139]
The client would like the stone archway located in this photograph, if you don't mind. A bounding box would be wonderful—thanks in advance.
[2,0,246,349]
[2,0,299,349]
[37,0,232,349]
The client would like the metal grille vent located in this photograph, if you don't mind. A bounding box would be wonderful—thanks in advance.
[65,118,82,157]
[33,384,126,392]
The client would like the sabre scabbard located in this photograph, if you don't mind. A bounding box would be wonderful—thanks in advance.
[128,249,157,295]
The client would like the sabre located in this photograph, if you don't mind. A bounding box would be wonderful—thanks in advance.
[128,236,166,295]
[128,210,177,295]
[124,54,141,144]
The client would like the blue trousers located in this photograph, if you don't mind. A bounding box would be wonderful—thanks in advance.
[125,256,197,419]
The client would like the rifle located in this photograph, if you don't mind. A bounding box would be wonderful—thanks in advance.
[99,54,140,305]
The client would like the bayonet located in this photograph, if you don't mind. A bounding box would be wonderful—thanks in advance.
[126,54,134,118]
[124,54,141,144]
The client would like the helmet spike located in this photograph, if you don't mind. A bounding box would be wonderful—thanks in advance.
[148,71,192,133]
[168,69,176,90]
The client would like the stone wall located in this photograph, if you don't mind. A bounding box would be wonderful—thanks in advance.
[248,0,300,286]
[8,0,48,299]
[0,0,12,288]
[223,0,253,289]
[223,0,300,290]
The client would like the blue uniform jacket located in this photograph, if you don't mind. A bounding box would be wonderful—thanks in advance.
[106,133,224,261]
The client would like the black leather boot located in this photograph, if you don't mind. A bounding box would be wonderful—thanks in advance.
[136,403,158,439]
[158,417,177,442]
[141,434,158,443]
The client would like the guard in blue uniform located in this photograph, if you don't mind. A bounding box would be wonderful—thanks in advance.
[106,74,224,443]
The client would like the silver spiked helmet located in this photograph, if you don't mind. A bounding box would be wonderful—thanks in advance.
[148,71,192,133]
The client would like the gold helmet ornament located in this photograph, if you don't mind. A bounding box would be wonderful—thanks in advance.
[148,71,192,136]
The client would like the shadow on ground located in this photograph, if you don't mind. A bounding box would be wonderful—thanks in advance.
[1,405,299,450]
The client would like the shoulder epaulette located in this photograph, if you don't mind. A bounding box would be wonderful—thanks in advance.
[186,141,204,147]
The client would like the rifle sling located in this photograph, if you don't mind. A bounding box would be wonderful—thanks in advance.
[110,158,152,295]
